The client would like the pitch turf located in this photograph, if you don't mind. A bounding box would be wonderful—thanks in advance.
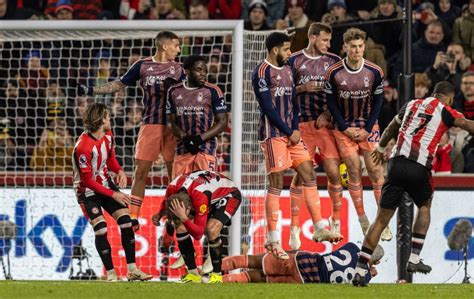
[0,281,473,299]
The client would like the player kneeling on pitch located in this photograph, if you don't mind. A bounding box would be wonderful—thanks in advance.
[152,170,241,283]
[222,242,383,284]
[73,103,152,282]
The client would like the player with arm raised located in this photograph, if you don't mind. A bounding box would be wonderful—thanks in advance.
[252,32,341,261]
[72,103,152,281]
[287,22,343,249]
[353,81,474,287]
[77,31,184,231]
[324,28,391,240]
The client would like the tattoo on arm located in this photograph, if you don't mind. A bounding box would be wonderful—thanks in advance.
[92,80,126,95]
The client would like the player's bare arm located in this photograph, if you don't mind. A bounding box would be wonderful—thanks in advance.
[454,117,474,135]
[288,130,301,145]
[168,113,188,139]
[115,170,128,189]
[316,110,331,128]
[200,112,228,141]
[93,80,126,95]
[370,118,401,165]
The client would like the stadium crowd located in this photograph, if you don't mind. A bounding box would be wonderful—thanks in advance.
[0,0,474,174]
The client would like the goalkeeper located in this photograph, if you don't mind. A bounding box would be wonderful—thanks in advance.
[77,31,185,231]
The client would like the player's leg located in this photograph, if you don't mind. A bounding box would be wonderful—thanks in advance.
[289,174,303,250]
[223,270,266,283]
[162,125,177,179]
[222,254,265,271]
[175,223,198,276]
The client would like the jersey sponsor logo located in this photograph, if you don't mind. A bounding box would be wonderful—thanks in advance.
[198,204,207,215]
[258,78,268,92]
[79,154,88,168]
[274,86,292,97]
[92,207,100,215]
[298,75,324,85]
[338,89,371,100]
[176,106,205,116]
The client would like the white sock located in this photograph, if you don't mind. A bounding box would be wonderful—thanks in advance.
[189,268,199,275]
[315,220,326,231]
[268,230,279,242]
[127,263,137,272]
[358,214,369,223]
[107,269,116,277]
[408,253,420,264]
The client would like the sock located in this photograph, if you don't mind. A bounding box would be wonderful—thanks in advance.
[209,237,223,273]
[106,269,116,277]
[328,182,343,221]
[409,233,426,263]
[268,230,279,243]
[188,268,199,275]
[303,181,322,223]
[266,187,281,232]
[223,272,250,283]
[176,232,197,270]
[372,182,383,204]
[127,263,137,272]
[129,195,143,219]
[355,246,373,275]
[290,184,303,227]
[222,255,248,272]
[120,227,136,264]
[95,234,114,271]
[348,180,365,216]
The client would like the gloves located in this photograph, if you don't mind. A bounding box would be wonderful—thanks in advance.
[77,84,93,96]
[182,135,203,155]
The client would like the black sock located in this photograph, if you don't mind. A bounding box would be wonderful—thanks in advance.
[356,246,373,270]
[121,227,136,264]
[177,232,196,270]
[411,233,426,256]
[209,237,223,273]
[95,234,114,271]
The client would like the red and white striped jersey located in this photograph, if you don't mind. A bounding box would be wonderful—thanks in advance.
[391,97,464,169]
[72,130,122,198]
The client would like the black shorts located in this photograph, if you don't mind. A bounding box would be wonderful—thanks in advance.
[77,181,123,221]
[209,190,242,225]
[380,156,434,210]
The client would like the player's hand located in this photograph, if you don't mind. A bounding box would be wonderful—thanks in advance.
[370,149,385,166]
[316,111,331,128]
[112,191,131,207]
[169,199,188,222]
[370,266,378,277]
[288,130,301,146]
[77,84,93,96]
[183,135,203,155]
[131,218,140,232]
[115,170,127,189]
[151,210,168,226]
[343,127,359,139]
[353,129,370,142]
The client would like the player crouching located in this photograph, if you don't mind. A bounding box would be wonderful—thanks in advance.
[73,103,152,282]
[152,170,241,283]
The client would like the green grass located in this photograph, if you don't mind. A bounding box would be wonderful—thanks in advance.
[0,281,473,299]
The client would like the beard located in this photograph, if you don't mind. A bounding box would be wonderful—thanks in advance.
[276,54,286,67]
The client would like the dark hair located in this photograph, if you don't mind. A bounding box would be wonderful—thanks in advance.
[166,192,194,226]
[155,31,179,49]
[432,81,455,96]
[343,27,366,43]
[462,71,474,79]
[183,54,206,71]
[83,102,108,132]
[308,22,332,37]
[265,32,290,52]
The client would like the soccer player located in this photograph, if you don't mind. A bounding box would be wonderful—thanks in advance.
[287,22,343,250]
[352,81,474,287]
[252,32,342,260]
[222,242,383,284]
[77,31,184,231]
[72,102,152,281]
[152,170,241,283]
[167,55,228,177]
[324,28,392,240]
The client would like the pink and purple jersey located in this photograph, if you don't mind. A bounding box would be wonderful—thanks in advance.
[167,81,227,156]
[324,58,384,132]
[120,57,185,125]
[288,50,341,122]
[252,59,298,141]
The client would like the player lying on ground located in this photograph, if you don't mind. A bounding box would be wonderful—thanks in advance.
[223,242,383,284]
[152,170,241,283]
[353,81,474,287]
[72,103,152,281]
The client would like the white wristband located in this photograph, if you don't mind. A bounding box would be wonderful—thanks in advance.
[376,145,385,153]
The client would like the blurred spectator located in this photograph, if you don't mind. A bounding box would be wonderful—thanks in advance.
[432,133,453,173]
[66,95,89,138]
[18,50,49,98]
[304,0,328,22]
[94,51,114,103]
[189,0,209,19]
[447,127,466,173]
[55,1,74,20]
[414,73,432,99]
[0,118,27,171]
[426,43,471,94]
[346,0,378,20]
[379,80,398,133]
[454,71,474,120]
[207,48,231,104]
[322,0,355,55]
[413,2,452,44]
[435,0,462,28]
[244,0,271,31]
[216,132,231,176]
[0,0,28,19]
[462,135,474,172]
[30,117,74,171]
[275,0,310,52]
[208,0,241,19]
[71,0,102,20]
[241,0,285,28]
[0,79,29,146]
[114,101,143,171]
[156,0,185,19]
[369,0,403,61]
[110,89,127,118]
[364,37,388,75]
[452,0,474,61]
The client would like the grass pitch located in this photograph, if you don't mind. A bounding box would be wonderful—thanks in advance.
[0,281,473,299]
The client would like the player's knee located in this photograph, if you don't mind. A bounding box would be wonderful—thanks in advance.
[134,163,151,181]
[209,236,222,247]
[117,214,132,230]
[93,221,108,236]
[268,173,284,189]
[207,222,223,240]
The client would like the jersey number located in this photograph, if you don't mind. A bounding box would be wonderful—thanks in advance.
[368,130,380,143]
[402,111,433,136]
[323,249,354,283]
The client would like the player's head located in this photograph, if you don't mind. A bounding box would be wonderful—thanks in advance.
[343,28,366,62]
[155,31,181,60]
[83,102,110,133]
[308,22,332,54]
[166,192,194,226]
[183,55,207,87]
[432,81,455,106]
[265,32,291,67]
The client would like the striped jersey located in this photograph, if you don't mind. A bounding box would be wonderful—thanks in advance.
[392,97,464,169]
[120,57,184,125]
[288,50,341,122]
[72,131,121,198]
[166,81,227,155]
[252,59,298,141]
[296,242,372,284]
[324,58,384,131]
